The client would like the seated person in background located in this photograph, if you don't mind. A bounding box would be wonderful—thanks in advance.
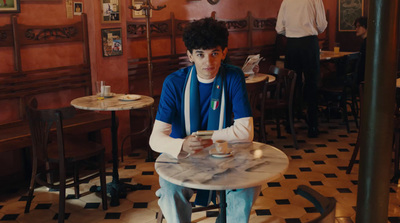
[149,17,261,223]
[354,16,368,84]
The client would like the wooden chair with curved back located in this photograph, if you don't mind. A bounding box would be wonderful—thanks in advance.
[24,98,108,223]
[319,52,361,133]
[347,82,400,184]
[246,76,269,142]
[297,185,336,223]
[260,65,298,149]
[346,82,364,174]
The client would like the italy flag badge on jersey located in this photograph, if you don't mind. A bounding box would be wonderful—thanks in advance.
[211,99,219,110]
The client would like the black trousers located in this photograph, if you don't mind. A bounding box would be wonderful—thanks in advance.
[285,35,320,128]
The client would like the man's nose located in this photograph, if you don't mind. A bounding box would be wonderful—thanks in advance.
[206,55,215,64]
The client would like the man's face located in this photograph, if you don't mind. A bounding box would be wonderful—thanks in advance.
[355,23,367,39]
[187,46,227,80]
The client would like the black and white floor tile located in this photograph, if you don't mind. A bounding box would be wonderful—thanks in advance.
[1,117,400,223]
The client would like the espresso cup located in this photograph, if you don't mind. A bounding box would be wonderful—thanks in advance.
[215,140,228,153]
[104,86,111,96]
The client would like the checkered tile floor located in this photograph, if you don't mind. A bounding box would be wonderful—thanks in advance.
[1,117,400,223]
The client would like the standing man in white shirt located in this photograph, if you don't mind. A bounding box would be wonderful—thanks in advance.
[275,0,328,138]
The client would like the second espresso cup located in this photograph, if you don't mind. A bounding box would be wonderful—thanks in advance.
[215,140,228,153]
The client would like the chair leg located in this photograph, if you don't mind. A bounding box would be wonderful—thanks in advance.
[341,98,350,133]
[350,92,360,129]
[73,163,80,199]
[276,116,281,138]
[261,120,267,143]
[58,163,66,223]
[347,133,360,174]
[25,159,37,213]
[391,130,400,183]
[156,209,164,223]
[99,152,108,210]
[288,108,298,149]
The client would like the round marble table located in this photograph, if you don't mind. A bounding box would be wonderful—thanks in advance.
[245,73,276,84]
[155,141,289,222]
[71,94,154,206]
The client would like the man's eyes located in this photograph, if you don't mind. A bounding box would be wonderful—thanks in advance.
[195,52,219,57]
[196,53,219,57]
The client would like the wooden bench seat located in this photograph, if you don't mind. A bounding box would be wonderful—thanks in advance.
[0,111,111,154]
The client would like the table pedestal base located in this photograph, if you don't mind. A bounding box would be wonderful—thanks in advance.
[216,190,227,223]
[90,181,144,206]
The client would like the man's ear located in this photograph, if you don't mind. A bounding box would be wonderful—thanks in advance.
[186,50,193,63]
[222,48,228,60]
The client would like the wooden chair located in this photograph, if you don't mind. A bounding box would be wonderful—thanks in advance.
[319,53,361,133]
[346,82,364,174]
[297,185,336,223]
[247,76,269,142]
[261,65,298,149]
[347,83,400,182]
[24,99,108,223]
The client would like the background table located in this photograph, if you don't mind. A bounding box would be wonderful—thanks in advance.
[155,141,289,222]
[279,50,355,61]
[245,72,276,84]
[71,94,154,206]
[320,50,355,60]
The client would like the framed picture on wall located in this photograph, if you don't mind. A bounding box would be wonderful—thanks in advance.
[74,2,83,15]
[0,0,20,13]
[131,0,152,18]
[338,0,363,31]
[101,28,123,57]
[101,0,120,23]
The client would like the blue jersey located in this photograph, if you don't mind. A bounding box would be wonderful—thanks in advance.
[156,64,251,138]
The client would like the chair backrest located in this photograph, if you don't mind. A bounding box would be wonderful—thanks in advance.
[264,65,297,105]
[297,185,336,223]
[340,52,361,86]
[246,76,269,116]
[26,98,76,162]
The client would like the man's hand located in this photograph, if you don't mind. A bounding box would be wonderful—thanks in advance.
[182,135,213,155]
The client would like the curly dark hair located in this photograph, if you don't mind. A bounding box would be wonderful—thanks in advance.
[354,16,368,29]
[182,17,229,53]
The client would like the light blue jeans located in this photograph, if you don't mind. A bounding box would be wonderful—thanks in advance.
[156,177,261,223]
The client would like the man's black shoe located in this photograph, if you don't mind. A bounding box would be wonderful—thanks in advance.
[308,127,319,138]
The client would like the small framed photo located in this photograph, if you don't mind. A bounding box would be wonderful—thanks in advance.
[0,0,20,13]
[101,28,123,57]
[101,0,120,23]
[131,0,152,18]
[74,2,83,15]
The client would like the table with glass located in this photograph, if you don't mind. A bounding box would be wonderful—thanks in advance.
[155,141,289,223]
[71,94,154,206]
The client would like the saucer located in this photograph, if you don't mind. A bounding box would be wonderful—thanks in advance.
[104,93,115,98]
[96,93,115,98]
[209,147,233,158]
[119,94,141,101]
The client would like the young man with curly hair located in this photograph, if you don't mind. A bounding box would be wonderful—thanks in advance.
[149,17,260,223]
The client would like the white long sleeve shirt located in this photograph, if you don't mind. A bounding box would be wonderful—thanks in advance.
[149,117,254,159]
[275,0,328,38]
